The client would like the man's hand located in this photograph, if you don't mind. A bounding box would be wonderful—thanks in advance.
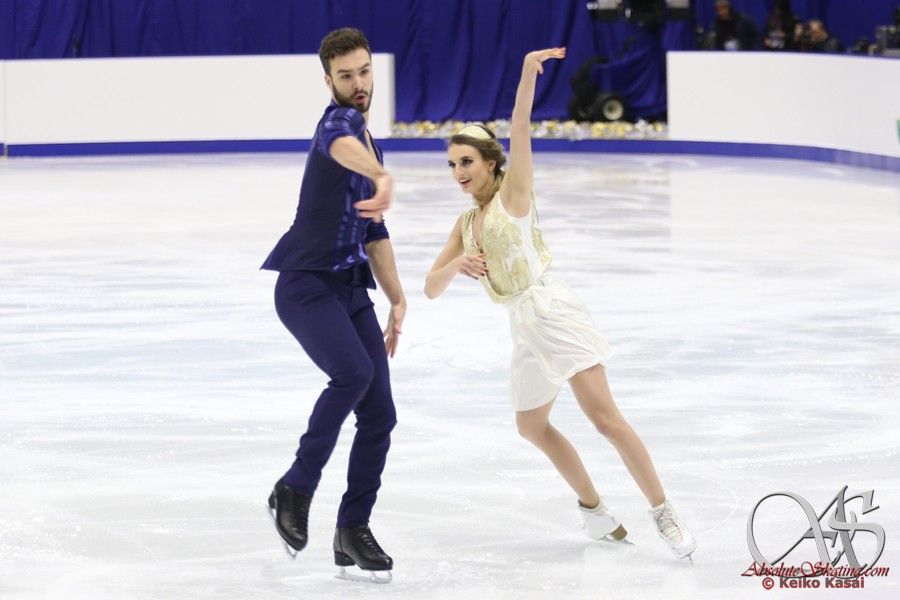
[383,299,406,358]
[354,173,393,223]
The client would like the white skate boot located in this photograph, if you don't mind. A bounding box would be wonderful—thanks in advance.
[649,499,696,561]
[578,499,628,542]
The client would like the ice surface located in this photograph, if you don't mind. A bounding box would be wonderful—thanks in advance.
[1,152,898,599]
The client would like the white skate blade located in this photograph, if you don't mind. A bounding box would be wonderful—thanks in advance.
[676,546,696,563]
[667,536,696,561]
[336,565,392,584]
[265,504,297,560]
[602,533,634,546]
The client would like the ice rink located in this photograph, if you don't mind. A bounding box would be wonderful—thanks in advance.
[1,151,899,599]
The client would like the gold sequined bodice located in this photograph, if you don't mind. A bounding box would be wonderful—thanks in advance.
[462,192,552,304]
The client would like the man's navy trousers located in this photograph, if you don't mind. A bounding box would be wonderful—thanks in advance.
[274,267,396,528]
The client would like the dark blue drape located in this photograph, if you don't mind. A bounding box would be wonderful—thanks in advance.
[0,1,895,122]
[589,28,668,119]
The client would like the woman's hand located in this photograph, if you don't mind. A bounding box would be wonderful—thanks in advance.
[523,47,566,74]
[456,253,488,280]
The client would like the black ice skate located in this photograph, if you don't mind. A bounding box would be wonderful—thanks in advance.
[333,525,393,584]
[266,478,311,559]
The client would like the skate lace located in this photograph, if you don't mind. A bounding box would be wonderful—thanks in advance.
[290,495,310,528]
[357,529,385,556]
[653,506,683,543]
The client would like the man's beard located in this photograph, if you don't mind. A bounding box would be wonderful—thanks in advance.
[332,84,373,113]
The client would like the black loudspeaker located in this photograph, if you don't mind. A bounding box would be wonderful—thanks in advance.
[569,92,627,122]
[569,57,629,122]
[569,56,607,104]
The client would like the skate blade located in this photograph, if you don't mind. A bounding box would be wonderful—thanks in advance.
[602,535,635,546]
[336,565,392,584]
[601,525,633,545]
[265,504,297,560]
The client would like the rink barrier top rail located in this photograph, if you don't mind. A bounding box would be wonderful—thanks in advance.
[2,139,898,172]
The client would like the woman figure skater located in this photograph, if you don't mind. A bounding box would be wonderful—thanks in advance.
[424,47,696,560]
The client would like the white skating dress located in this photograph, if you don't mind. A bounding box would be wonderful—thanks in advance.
[462,192,612,411]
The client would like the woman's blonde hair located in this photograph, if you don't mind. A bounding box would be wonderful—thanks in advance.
[448,125,506,208]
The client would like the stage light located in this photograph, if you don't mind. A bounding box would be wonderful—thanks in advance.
[666,0,692,21]
[587,0,622,22]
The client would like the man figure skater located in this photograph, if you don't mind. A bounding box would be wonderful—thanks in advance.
[261,27,405,583]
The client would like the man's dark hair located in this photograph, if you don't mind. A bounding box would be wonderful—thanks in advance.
[319,28,371,75]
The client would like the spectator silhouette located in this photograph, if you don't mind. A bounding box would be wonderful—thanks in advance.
[763,0,800,50]
[803,19,845,53]
[711,0,759,51]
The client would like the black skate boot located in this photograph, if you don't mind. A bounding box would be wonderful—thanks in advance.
[333,525,393,583]
[266,478,311,559]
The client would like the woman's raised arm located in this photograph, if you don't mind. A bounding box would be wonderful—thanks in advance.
[503,47,566,217]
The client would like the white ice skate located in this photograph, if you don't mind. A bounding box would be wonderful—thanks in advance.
[649,499,696,561]
[579,499,629,543]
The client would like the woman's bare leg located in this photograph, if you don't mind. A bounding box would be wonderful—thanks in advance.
[515,400,600,508]
[569,364,666,507]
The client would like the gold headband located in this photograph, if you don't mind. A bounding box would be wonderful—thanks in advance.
[457,125,492,140]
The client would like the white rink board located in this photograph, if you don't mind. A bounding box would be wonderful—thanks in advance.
[0,61,6,144]
[667,51,900,158]
[2,54,395,144]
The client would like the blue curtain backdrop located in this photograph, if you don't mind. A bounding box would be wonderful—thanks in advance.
[0,0,895,122]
